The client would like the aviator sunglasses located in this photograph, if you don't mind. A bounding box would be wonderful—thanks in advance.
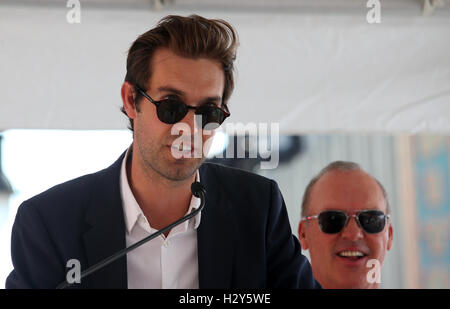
[135,85,230,129]
[301,210,390,234]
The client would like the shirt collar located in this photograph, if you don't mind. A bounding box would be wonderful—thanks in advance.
[120,146,202,235]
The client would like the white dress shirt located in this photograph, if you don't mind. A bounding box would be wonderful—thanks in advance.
[119,148,201,289]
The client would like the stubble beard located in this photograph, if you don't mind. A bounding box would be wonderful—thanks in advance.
[137,137,205,182]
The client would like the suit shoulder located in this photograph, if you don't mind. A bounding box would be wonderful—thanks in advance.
[21,170,102,216]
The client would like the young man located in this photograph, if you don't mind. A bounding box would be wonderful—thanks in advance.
[6,15,318,289]
[298,161,394,288]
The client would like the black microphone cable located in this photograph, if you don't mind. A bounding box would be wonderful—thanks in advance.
[56,181,206,289]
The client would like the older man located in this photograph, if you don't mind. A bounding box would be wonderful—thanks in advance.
[298,161,393,289]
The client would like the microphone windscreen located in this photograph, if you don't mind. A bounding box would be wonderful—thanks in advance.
[191,181,205,198]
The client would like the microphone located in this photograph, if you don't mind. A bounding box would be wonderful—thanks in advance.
[191,181,206,198]
[56,181,206,289]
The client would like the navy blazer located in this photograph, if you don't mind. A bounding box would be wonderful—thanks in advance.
[6,152,319,289]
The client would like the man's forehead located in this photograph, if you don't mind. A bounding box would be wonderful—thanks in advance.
[150,48,222,74]
[148,48,224,96]
[308,169,387,213]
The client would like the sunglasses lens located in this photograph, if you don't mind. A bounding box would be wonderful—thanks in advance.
[318,211,348,234]
[358,211,386,233]
[157,99,188,124]
[196,106,226,129]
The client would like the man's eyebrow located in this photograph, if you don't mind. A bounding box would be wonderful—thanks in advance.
[157,86,185,96]
[157,86,222,104]
[200,96,222,104]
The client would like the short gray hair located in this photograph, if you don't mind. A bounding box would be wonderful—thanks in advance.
[300,161,390,217]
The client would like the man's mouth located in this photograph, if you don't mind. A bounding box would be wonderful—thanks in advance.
[336,250,368,261]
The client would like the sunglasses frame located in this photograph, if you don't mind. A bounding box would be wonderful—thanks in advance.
[135,85,230,127]
[301,210,390,234]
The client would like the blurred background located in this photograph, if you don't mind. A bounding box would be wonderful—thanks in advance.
[0,0,449,288]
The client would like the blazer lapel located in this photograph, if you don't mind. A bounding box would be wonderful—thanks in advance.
[197,164,236,288]
[82,153,128,288]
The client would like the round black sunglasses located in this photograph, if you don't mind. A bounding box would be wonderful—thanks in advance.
[301,210,390,234]
[135,86,230,129]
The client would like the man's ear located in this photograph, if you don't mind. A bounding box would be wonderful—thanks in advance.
[387,223,394,251]
[121,81,137,119]
[298,221,309,250]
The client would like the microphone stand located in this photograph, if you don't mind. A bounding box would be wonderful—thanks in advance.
[56,182,206,289]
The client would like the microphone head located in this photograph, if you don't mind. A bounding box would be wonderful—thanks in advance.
[191,181,206,198]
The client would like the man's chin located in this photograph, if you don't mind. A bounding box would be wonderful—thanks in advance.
[320,279,374,289]
[331,273,377,289]
[160,159,203,181]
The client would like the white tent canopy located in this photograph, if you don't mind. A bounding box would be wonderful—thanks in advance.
[1,0,449,133]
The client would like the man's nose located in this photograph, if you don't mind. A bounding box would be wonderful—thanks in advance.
[180,110,200,135]
[340,216,364,241]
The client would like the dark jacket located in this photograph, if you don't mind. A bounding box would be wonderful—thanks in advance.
[6,152,319,288]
